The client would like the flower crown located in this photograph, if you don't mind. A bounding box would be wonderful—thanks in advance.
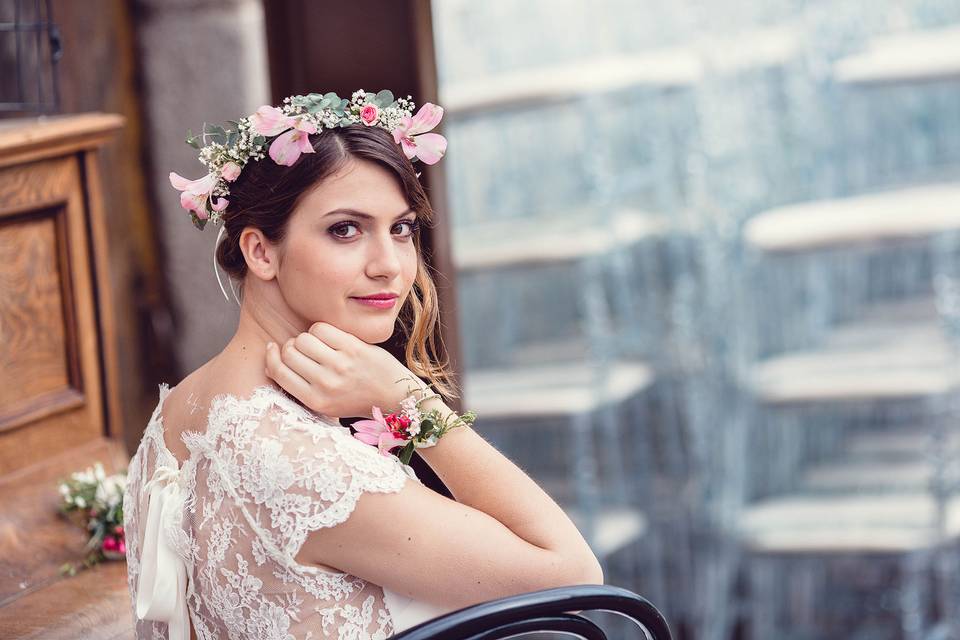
[169,90,448,230]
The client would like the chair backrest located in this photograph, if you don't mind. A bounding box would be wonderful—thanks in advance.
[390,584,672,640]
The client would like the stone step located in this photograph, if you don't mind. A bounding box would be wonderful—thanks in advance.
[834,24,960,86]
[744,181,960,254]
[464,359,654,419]
[453,208,664,272]
[441,25,799,115]
[741,492,960,554]
[800,459,933,494]
[844,428,957,462]
[751,296,958,405]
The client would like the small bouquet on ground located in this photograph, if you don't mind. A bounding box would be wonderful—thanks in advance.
[353,380,476,465]
[57,462,127,575]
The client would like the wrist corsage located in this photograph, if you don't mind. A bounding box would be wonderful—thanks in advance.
[56,462,127,575]
[353,381,476,466]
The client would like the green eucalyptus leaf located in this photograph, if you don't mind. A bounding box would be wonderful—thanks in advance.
[375,89,394,107]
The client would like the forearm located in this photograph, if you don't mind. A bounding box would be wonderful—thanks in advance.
[415,396,602,581]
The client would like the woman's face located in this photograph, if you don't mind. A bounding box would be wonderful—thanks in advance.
[273,158,420,344]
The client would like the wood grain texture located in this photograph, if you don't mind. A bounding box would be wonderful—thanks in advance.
[0,157,104,474]
[82,153,123,443]
[0,114,124,170]
[0,438,127,607]
[0,561,132,639]
[0,216,71,413]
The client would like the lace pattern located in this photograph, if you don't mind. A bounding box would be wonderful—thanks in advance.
[124,384,415,639]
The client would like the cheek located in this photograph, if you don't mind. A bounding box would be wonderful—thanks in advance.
[282,240,354,298]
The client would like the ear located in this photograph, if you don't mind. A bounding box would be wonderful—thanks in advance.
[238,226,279,281]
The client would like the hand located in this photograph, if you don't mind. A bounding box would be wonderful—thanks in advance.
[265,322,428,418]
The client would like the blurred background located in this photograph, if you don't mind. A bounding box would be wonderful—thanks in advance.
[4,0,960,638]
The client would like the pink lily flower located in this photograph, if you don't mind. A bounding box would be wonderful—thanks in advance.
[392,103,448,165]
[169,171,228,218]
[353,406,409,457]
[268,119,317,166]
[250,105,295,136]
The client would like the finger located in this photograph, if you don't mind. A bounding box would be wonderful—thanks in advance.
[265,342,314,403]
[308,321,360,352]
[293,332,345,371]
[281,339,335,387]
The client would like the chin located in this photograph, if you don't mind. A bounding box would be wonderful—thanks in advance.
[351,321,397,345]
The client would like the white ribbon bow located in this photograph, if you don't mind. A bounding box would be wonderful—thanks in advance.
[135,464,191,640]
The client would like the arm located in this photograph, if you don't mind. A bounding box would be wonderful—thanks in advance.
[298,400,603,610]
[414,393,603,584]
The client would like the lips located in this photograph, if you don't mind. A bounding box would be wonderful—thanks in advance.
[352,293,398,300]
[350,292,399,309]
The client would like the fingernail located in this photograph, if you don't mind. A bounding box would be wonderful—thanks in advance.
[266,342,275,350]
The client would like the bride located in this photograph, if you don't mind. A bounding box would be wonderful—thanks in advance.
[124,90,603,639]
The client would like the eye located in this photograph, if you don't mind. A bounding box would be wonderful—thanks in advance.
[394,219,420,237]
[328,222,360,239]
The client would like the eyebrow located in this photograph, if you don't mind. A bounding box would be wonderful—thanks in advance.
[322,207,414,220]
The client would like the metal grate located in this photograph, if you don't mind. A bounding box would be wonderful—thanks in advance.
[0,0,61,114]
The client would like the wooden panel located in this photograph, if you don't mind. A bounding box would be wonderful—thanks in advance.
[0,213,81,429]
[82,152,123,442]
[0,157,104,474]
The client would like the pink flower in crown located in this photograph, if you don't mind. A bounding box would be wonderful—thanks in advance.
[220,161,241,182]
[359,104,380,126]
[353,406,409,457]
[392,103,447,165]
[250,105,295,136]
[169,171,229,219]
[250,104,318,167]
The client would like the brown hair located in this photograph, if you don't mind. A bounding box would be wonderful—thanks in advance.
[216,125,457,399]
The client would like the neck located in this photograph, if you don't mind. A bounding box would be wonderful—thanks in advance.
[219,279,312,393]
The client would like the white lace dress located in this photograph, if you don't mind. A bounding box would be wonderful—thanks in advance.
[124,384,455,639]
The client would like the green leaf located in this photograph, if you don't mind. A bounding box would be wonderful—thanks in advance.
[374,90,394,107]
[323,92,340,103]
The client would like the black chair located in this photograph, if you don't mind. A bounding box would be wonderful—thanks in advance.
[390,584,672,640]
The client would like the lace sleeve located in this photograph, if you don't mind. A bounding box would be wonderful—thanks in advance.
[215,395,412,565]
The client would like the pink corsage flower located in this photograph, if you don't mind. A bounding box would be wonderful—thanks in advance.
[360,104,380,126]
[353,406,412,457]
[391,102,447,165]
[168,171,229,219]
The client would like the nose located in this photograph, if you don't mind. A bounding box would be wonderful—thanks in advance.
[364,229,402,281]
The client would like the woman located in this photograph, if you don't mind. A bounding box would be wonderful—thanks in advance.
[124,90,603,640]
